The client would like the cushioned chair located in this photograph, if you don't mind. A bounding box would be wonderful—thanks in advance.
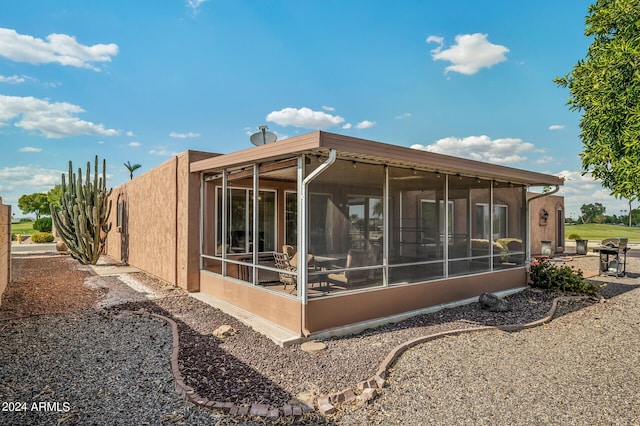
[327,249,371,289]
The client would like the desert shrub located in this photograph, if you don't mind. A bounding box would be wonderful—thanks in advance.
[31,232,54,243]
[33,217,52,233]
[530,259,600,295]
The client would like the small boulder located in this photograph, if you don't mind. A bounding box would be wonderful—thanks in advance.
[478,293,511,312]
[212,325,236,338]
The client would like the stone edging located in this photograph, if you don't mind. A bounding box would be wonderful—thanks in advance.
[123,295,596,418]
[315,295,596,414]
[122,309,313,420]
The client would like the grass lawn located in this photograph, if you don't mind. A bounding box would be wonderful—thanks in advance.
[11,221,37,235]
[565,223,640,242]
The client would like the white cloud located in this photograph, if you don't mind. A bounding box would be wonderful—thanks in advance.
[126,131,135,137]
[0,94,120,138]
[411,135,540,164]
[536,155,554,164]
[427,33,508,75]
[355,120,376,129]
[149,147,180,157]
[169,131,200,138]
[0,28,118,71]
[322,105,335,111]
[187,0,209,13]
[0,74,26,84]
[0,165,65,207]
[554,170,631,216]
[129,141,140,147]
[266,107,345,129]
[395,112,412,120]
[342,123,352,129]
[548,124,565,131]
[18,146,42,152]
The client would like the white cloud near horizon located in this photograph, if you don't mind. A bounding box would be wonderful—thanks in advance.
[427,33,508,75]
[169,131,200,138]
[554,170,630,215]
[411,135,540,164]
[266,107,345,129]
[342,123,352,129]
[18,146,42,152]
[0,28,118,71]
[548,124,565,130]
[0,165,65,208]
[0,94,120,138]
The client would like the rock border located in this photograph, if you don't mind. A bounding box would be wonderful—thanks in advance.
[123,295,596,418]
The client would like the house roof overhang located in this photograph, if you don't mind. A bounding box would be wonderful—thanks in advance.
[190,131,564,187]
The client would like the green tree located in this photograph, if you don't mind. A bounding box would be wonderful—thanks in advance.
[580,202,606,223]
[555,0,640,204]
[46,184,62,210]
[17,192,50,219]
[124,161,141,180]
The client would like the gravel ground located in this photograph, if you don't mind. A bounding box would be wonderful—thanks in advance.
[1,252,639,425]
[339,255,640,425]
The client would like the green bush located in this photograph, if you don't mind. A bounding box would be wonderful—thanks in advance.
[33,217,52,233]
[530,259,600,295]
[567,233,581,240]
[31,232,54,243]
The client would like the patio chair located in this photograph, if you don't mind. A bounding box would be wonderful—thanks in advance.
[273,252,316,292]
[327,249,371,289]
[273,252,296,291]
[283,245,296,259]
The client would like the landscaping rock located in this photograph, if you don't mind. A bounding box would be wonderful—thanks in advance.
[479,292,511,312]
[212,325,236,338]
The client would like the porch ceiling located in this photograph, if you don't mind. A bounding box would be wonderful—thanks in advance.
[191,131,564,187]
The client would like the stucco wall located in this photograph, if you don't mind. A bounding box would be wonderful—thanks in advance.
[105,151,217,290]
[529,193,565,255]
[0,197,11,306]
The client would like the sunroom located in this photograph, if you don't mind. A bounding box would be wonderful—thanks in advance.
[190,131,563,338]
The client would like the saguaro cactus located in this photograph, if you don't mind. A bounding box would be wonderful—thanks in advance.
[51,156,112,265]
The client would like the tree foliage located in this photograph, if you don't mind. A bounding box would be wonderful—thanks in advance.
[580,202,606,223]
[555,0,640,200]
[18,192,50,219]
[124,161,141,180]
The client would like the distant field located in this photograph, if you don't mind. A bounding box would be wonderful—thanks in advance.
[565,223,640,242]
[10,221,37,235]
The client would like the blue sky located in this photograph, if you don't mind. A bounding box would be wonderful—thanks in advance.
[0,0,628,219]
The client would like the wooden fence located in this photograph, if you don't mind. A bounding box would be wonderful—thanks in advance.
[0,197,11,305]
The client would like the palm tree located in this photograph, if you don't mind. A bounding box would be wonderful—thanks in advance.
[124,161,141,180]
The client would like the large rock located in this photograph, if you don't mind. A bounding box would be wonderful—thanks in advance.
[212,325,236,338]
[478,293,511,312]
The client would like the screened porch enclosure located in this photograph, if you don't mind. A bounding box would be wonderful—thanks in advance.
[199,152,527,300]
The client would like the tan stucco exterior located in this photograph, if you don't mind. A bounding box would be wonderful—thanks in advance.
[105,150,218,291]
[529,194,565,255]
[0,198,10,306]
